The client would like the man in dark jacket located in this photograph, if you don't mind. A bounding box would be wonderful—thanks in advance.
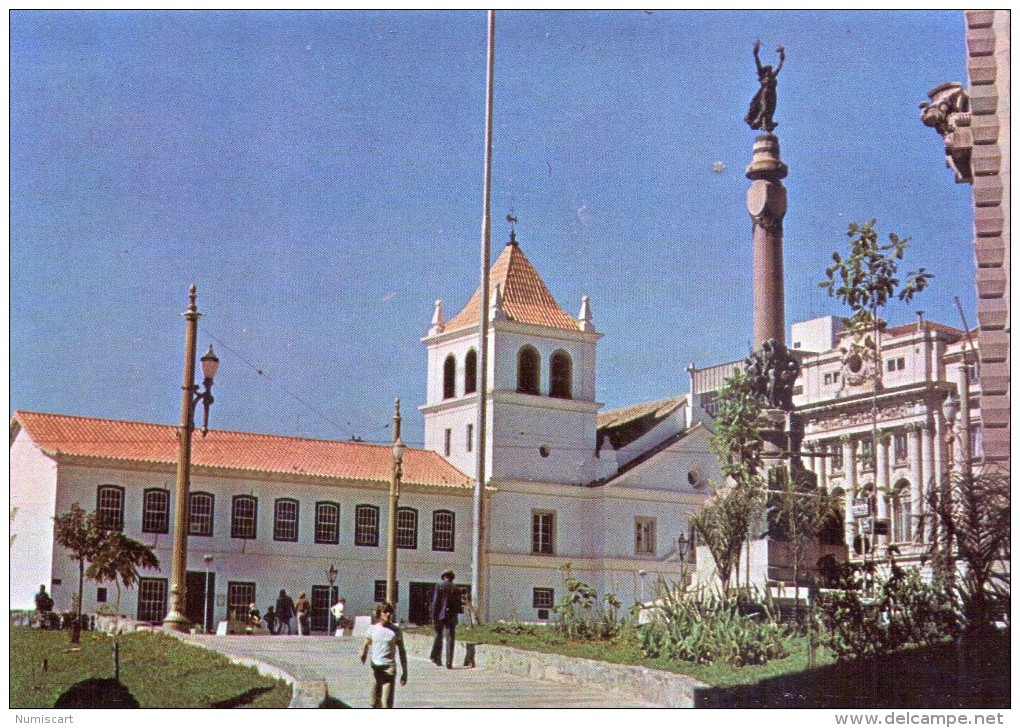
[275,589,296,635]
[429,570,461,668]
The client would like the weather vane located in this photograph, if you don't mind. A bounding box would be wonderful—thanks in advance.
[506,210,518,244]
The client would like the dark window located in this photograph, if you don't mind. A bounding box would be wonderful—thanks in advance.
[374,580,398,603]
[396,507,418,549]
[96,587,107,603]
[699,391,720,417]
[355,504,380,547]
[550,350,572,399]
[96,485,125,531]
[443,354,456,399]
[315,501,340,544]
[444,428,451,457]
[136,578,167,623]
[231,495,258,540]
[227,581,256,622]
[860,439,874,470]
[466,423,473,453]
[517,346,540,395]
[142,488,170,534]
[189,492,214,536]
[532,587,554,609]
[464,349,477,394]
[635,517,656,555]
[832,443,844,470]
[273,498,299,542]
[532,511,555,555]
[894,432,908,463]
[432,510,455,552]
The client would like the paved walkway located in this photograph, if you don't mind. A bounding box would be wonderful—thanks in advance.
[180,634,659,708]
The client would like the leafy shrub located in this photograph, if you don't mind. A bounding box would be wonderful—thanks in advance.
[637,585,789,667]
[553,563,625,641]
[817,561,960,661]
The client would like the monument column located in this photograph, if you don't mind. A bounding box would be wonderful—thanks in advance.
[746,136,789,348]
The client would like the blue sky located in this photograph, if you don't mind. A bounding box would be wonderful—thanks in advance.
[10,10,974,446]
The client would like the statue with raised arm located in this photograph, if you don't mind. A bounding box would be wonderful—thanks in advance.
[745,39,785,133]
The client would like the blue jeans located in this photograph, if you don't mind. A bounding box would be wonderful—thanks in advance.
[430,621,456,666]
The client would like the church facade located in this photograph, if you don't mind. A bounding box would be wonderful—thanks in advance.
[10,235,718,626]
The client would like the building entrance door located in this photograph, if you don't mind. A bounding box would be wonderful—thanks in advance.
[408,582,434,625]
[185,570,215,632]
[408,581,471,625]
[311,585,338,633]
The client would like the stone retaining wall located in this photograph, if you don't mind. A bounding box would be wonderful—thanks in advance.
[403,633,705,708]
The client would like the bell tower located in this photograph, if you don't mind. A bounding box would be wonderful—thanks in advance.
[421,232,602,485]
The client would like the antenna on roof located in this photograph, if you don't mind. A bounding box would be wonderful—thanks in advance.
[506,210,518,246]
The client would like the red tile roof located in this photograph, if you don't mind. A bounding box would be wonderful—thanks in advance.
[445,242,579,332]
[11,411,471,489]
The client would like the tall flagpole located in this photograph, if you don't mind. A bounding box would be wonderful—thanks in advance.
[472,9,495,622]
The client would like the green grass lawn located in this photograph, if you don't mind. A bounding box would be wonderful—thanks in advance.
[425,623,833,688]
[11,627,292,708]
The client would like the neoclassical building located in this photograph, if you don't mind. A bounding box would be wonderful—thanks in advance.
[687,313,982,585]
[11,234,718,626]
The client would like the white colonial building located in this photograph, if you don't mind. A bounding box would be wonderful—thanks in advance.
[11,234,719,627]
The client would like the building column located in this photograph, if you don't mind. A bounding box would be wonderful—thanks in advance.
[842,437,856,550]
[818,443,828,491]
[876,432,890,549]
[908,424,924,542]
[806,442,817,480]
[922,417,937,545]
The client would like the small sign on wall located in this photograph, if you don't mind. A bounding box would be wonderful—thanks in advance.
[216,594,226,607]
[851,500,870,518]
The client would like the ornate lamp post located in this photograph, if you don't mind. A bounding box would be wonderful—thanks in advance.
[637,569,648,604]
[203,554,213,633]
[385,399,405,607]
[164,285,219,631]
[327,563,338,634]
[677,533,689,584]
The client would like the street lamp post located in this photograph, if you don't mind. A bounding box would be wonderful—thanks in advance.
[327,563,338,634]
[203,554,213,633]
[677,534,689,585]
[385,399,405,607]
[164,285,219,631]
[637,569,648,604]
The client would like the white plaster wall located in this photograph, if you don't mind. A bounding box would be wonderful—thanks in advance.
[10,432,59,609]
[490,397,599,484]
[43,461,473,623]
[486,485,590,557]
[490,325,598,401]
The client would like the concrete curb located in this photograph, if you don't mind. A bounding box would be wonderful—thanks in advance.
[402,632,706,708]
[169,632,328,708]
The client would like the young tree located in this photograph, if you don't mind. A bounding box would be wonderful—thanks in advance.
[693,368,769,594]
[53,503,103,644]
[820,220,932,545]
[86,531,160,628]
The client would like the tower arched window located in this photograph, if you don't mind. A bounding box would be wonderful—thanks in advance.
[464,349,477,395]
[443,354,456,399]
[892,479,912,543]
[550,350,572,399]
[517,346,540,395]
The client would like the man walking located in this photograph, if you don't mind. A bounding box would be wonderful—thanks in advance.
[429,570,461,668]
[275,589,295,635]
[359,602,408,708]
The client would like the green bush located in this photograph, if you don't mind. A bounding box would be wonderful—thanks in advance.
[638,586,789,668]
[817,561,960,661]
[553,563,625,641]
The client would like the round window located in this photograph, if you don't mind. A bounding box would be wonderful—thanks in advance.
[847,353,863,373]
[539,445,550,458]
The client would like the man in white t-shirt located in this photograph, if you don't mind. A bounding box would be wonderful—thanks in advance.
[358,602,408,708]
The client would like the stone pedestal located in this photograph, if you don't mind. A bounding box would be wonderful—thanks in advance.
[746,133,788,349]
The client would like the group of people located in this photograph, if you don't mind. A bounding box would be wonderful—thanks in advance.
[33,584,55,628]
[245,589,349,636]
[360,569,462,708]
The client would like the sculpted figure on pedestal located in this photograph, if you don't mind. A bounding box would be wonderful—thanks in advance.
[745,39,785,133]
